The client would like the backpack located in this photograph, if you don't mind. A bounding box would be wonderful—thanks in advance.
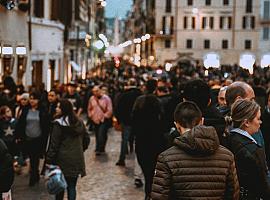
[0,139,14,193]
[45,165,67,195]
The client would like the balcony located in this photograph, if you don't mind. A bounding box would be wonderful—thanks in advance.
[155,30,174,39]
[260,17,270,25]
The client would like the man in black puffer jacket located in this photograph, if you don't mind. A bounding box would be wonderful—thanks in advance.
[152,101,239,200]
[0,138,14,197]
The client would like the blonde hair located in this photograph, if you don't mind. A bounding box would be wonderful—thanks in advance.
[231,99,260,128]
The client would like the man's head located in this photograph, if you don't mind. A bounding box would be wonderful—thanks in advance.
[92,85,102,98]
[218,86,228,107]
[225,81,255,107]
[48,90,58,103]
[174,101,203,134]
[183,79,211,111]
[156,80,169,97]
[67,82,76,95]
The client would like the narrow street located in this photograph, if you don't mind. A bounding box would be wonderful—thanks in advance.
[12,128,144,200]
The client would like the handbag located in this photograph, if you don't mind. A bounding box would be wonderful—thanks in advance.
[112,116,122,132]
[45,164,67,195]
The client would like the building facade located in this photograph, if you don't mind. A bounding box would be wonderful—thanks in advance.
[0,1,29,85]
[132,0,270,66]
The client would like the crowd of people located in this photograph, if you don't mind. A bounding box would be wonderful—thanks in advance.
[1,61,270,200]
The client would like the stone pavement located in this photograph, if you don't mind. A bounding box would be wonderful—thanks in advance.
[12,128,144,200]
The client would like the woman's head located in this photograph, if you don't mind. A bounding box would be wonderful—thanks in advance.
[0,106,12,120]
[29,91,40,108]
[55,99,78,123]
[231,99,261,134]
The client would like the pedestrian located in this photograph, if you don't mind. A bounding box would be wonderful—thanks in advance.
[46,99,86,200]
[227,99,270,199]
[152,101,239,200]
[114,78,141,166]
[225,81,265,147]
[132,79,166,200]
[16,91,49,186]
[0,138,14,200]
[88,85,113,155]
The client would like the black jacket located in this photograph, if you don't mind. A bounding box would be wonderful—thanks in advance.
[46,118,86,177]
[227,129,270,199]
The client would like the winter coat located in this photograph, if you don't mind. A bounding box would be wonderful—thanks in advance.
[0,139,14,193]
[152,125,239,200]
[261,107,270,167]
[46,118,86,178]
[227,129,270,199]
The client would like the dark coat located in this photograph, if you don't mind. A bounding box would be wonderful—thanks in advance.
[152,125,239,200]
[227,129,270,199]
[132,94,166,155]
[202,105,226,146]
[114,87,141,126]
[46,118,86,178]
[261,107,270,167]
[0,139,14,193]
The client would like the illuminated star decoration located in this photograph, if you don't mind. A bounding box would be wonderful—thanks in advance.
[4,126,14,136]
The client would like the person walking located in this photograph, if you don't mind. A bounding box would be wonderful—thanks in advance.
[46,99,86,200]
[16,91,49,186]
[152,101,239,200]
[88,85,113,155]
[227,99,270,199]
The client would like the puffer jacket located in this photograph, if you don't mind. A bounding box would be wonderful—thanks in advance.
[152,125,239,200]
[46,117,86,177]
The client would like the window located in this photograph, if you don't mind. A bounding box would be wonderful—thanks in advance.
[186,39,193,48]
[243,16,255,29]
[166,0,172,13]
[206,0,211,6]
[264,1,270,20]
[170,16,174,34]
[204,40,210,49]
[246,0,253,13]
[228,17,232,29]
[224,0,229,5]
[245,40,252,49]
[192,17,196,29]
[263,27,269,40]
[222,40,228,49]
[210,17,214,29]
[187,0,193,6]
[202,17,207,29]
[165,39,171,48]
[242,16,246,29]
[184,16,188,29]
[34,0,44,18]
[220,17,224,29]
[251,16,255,29]
[162,16,166,33]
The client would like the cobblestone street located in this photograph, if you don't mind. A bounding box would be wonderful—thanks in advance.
[12,128,144,200]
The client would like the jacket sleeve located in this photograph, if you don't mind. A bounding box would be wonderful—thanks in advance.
[225,155,240,200]
[104,96,113,119]
[151,154,171,200]
[46,123,62,165]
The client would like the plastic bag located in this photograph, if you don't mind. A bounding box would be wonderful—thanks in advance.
[45,165,67,195]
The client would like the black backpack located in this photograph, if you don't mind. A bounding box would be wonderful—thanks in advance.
[0,139,14,192]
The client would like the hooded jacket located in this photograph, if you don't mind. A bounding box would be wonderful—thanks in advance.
[46,117,86,177]
[152,125,239,200]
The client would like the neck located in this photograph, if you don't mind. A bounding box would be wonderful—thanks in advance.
[179,127,191,135]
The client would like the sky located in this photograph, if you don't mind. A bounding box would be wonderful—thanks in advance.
[105,0,133,19]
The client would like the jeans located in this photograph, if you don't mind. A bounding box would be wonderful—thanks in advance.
[119,124,131,161]
[94,119,110,152]
[55,176,78,200]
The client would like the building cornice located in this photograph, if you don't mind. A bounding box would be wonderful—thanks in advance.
[29,17,65,31]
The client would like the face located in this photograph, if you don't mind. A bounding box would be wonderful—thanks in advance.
[92,86,101,98]
[5,108,12,119]
[245,110,262,135]
[244,87,255,101]
[67,85,75,94]
[48,91,57,103]
[55,103,62,116]
[218,90,226,106]
[267,95,270,108]
[20,98,29,106]
[29,96,39,108]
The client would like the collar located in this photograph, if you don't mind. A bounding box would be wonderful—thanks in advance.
[231,128,257,144]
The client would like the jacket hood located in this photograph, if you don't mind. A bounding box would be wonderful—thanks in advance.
[174,125,220,155]
[54,117,85,136]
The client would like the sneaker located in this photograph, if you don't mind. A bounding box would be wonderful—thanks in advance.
[134,178,143,188]
[115,160,125,166]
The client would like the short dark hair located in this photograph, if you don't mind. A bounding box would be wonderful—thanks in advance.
[183,79,210,110]
[145,79,157,94]
[225,85,246,106]
[174,101,202,129]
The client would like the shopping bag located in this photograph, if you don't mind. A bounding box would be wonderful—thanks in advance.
[45,165,67,195]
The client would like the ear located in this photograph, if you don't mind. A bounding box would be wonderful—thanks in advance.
[235,96,242,102]
[207,99,211,106]
[200,117,204,125]
[174,122,181,133]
